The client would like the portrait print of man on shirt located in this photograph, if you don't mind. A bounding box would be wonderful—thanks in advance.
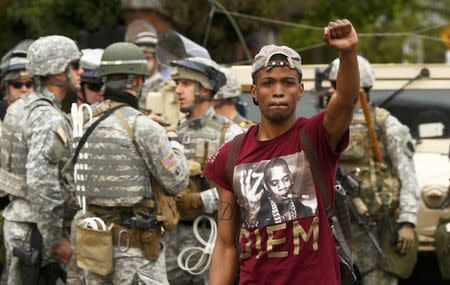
[235,152,316,228]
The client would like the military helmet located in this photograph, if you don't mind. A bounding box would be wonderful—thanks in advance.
[1,56,30,82]
[328,55,374,88]
[170,57,226,92]
[80,49,104,83]
[215,67,241,100]
[97,42,149,78]
[27,35,81,76]
[134,31,158,52]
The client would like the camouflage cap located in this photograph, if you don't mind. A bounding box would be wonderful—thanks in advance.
[251,45,302,77]
[328,55,374,88]
[27,35,81,76]
[215,67,241,100]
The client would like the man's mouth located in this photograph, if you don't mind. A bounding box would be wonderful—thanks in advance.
[269,102,289,107]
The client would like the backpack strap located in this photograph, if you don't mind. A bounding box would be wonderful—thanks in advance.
[225,133,246,189]
[300,127,332,212]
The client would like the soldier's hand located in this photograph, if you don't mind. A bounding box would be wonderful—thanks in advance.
[52,238,72,264]
[148,112,171,127]
[176,191,203,210]
[323,19,358,52]
[396,223,415,254]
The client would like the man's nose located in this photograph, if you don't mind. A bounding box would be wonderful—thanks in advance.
[272,82,284,98]
[175,84,183,95]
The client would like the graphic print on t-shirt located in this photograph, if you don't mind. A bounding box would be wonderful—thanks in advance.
[233,151,317,228]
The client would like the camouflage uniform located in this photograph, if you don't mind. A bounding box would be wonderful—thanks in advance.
[329,55,419,285]
[0,87,73,284]
[165,106,243,285]
[344,107,419,285]
[68,42,189,285]
[68,98,188,285]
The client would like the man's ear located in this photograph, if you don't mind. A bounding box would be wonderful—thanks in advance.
[251,84,258,106]
[297,83,304,101]
[200,87,214,100]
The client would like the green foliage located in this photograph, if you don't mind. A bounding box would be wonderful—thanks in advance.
[0,0,448,64]
[0,0,121,55]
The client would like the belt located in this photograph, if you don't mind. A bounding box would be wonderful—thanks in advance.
[111,224,142,250]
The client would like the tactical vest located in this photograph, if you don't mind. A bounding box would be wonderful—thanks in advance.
[0,91,66,223]
[0,93,54,194]
[340,107,400,218]
[176,109,230,220]
[75,103,151,207]
[177,111,230,170]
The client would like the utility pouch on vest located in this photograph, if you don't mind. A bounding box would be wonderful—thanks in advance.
[340,124,367,161]
[141,227,162,261]
[152,180,179,231]
[378,214,418,279]
[177,160,203,221]
[76,220,113,276]
[435,214,450,280]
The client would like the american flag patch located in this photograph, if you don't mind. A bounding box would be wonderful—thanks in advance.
[161,151,177,170]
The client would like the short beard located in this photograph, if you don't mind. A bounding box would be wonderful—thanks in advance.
[180,104,195,114]
[61,84,79,113]
[264,109,295,123]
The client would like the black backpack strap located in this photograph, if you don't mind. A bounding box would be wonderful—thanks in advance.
[299,127,332,212]
[225,133,246,189]
[72,104,126,165]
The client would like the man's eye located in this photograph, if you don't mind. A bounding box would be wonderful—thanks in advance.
[270,181,278,187]
[282,176,290,182]
[262,81,272,87]
[284,80,295,86]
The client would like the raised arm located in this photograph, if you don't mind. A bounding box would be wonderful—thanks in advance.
[209,184,240,285]
[323,19,359,150]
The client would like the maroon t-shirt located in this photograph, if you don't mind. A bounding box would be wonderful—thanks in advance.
[204,111,349,285]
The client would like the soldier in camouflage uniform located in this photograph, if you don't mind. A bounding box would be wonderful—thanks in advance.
[164,57,243,285]
[67,42,189,285]
[0,35,82,284]
[134,31,165,110]
[329,56,419,285]
[0,41,35,120]
[77,48,104,105]
[213,67,253,129]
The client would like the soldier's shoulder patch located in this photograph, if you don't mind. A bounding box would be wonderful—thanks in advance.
[161,151,177,170]
[53,124,68,145]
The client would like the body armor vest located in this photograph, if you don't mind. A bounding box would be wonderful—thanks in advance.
[176,108,230,220]
[340,107,400,218]
[0,91,62,222]
[75,102,151,207]
[177,108,230,169]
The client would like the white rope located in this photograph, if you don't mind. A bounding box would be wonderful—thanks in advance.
[177,215,218,275]
[70,102,93,215]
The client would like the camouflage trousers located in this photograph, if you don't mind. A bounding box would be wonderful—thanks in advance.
[67,210,169,285]
[0,219,61,285]
[350,222,397,285]
[164,222,212,285]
